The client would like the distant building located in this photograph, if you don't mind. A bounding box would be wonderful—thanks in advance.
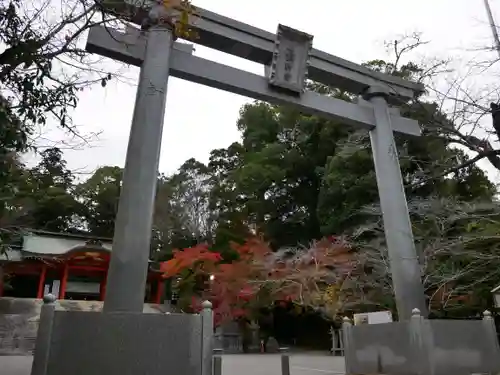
[0,229,166,303]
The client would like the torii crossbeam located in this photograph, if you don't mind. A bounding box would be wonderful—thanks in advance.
[86,1,428,320]
[102,0,423,100]
[87,26,420,136]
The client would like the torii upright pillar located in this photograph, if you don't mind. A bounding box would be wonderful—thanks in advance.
[103,3,174,313]
[364,86,427,319]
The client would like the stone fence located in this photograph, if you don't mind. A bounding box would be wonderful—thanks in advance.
[342,308,500,375]
[0,297,167,356]
[31,295,214,375]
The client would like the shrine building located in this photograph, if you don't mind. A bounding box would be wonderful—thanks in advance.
[0,230,166,303]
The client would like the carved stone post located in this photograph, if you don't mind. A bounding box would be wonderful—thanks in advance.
[482,309,500,369]
[213,348,223,375]
[31,294,57,375]
[201,301,213,375]
[248,320,260,353]
[408,308,433,375]
[280,347,291,375]
[342,316,354,375]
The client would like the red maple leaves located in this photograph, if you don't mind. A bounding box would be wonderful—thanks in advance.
[160,244,222,276]
[160,236,356,326]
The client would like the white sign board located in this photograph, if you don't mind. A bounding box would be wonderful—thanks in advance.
[353,311,393,325]
[52,280,61,297]
[268,24,313,95]
[66,281,100,294]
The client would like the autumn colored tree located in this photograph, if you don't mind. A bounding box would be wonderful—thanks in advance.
[353,197,500,318]
[160,237,357,325]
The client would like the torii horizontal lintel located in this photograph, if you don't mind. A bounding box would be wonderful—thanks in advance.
[99,0,424,100]
[85,25,421,137]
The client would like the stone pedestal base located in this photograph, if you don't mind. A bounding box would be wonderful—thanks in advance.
[31,296,213,375]
[342,310,500,375]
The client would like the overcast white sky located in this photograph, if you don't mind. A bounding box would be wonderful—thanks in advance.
[32,0,500,181]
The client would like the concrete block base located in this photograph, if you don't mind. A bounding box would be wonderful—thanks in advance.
[31,305,210,375]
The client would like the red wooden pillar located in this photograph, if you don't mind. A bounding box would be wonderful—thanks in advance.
[37,264,47,299]
[99,272,107,301]
[154,279,164,304]
[0,267,4,297]
[59,263,69,300]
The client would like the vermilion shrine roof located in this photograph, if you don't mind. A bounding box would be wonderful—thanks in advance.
[1,229,160,271]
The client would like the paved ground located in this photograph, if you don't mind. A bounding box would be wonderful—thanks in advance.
[223,354,345,375]
[2,354,345,375]
[2,356,33,375]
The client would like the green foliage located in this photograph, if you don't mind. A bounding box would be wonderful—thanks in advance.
[75,166,123,237]
[229,99,353,248]
[0,96,30,225]
[207,143,251,254]
[213,81,494,248]
[14,147,83,232]
[0,0,113,249]
[0,0,112,129]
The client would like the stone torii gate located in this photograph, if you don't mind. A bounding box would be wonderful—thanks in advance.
[87,1,427,320]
